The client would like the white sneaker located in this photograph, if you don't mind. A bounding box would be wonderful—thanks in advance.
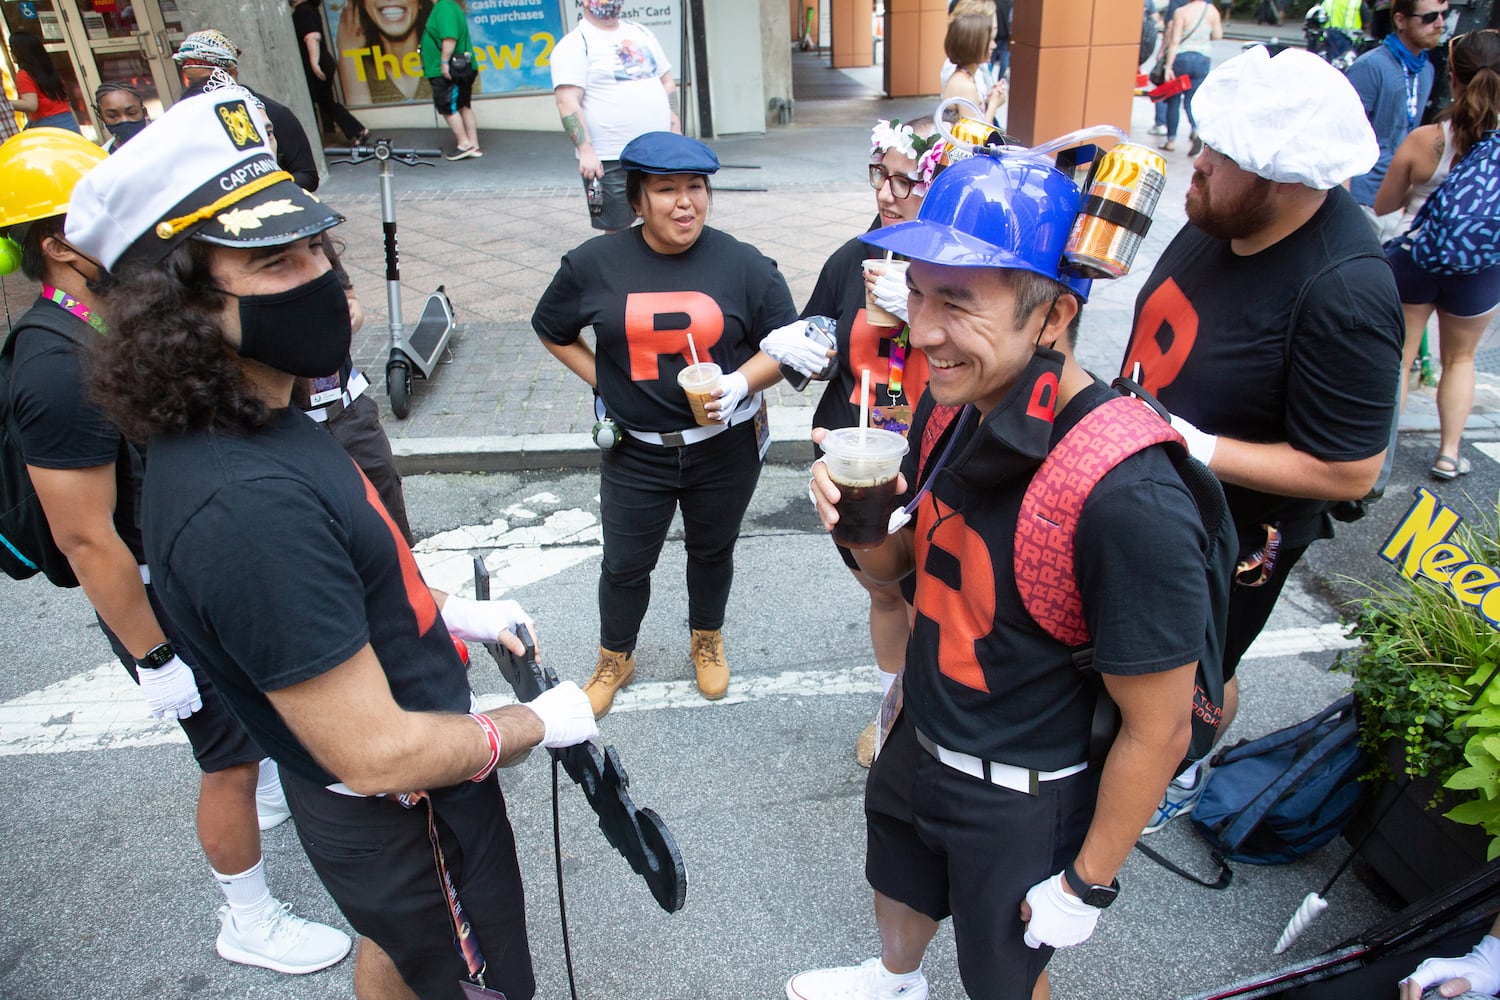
[256,768,291,832]
[1142,763,1208,834]
[215,902,352,975]
[786,958,928,1000]
[1147,124,1167,135]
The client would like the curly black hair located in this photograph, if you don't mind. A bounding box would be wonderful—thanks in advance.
[89,240,272,441]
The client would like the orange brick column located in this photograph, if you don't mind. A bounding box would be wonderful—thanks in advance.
[1007,0,1138,146]
[883,0,947,98]
[831,0,876,67]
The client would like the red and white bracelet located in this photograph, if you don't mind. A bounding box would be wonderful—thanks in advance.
[468,712,502,782]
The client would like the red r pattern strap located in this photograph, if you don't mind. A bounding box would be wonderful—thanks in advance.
[403,790,491,989]
[468,713,501,782]
[1014,395,1183,647]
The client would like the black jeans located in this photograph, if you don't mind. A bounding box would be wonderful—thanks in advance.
[303,61,366,142]
[598,420,762,651]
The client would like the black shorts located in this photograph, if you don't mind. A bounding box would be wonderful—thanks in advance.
[865,711,1099,1000]
[430,73,473,115]
[279,771,535,1000]
[101,584,264,773]
[592,161,633,231]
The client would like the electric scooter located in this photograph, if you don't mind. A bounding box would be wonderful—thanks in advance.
[327,140,455,419]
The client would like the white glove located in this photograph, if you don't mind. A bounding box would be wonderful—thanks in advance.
[525,682,600,749]
[1170,413,1218,466]
[762,320,835,377]
[712,370,750,422]
[1404,935,1500,997]
[871,270,910,323]
[1023,872,1102,950]
[441,595,536,645]
[138,654,203,720]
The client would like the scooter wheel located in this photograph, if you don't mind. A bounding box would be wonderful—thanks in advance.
[388,360,413,419]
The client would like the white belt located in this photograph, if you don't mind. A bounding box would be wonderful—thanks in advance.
[325,782,369,798]
[914,728,1087,796]
[306,370,371,424]
[623,393,761,448]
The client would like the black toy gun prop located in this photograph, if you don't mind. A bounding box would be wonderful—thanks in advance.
[472,557,686,913]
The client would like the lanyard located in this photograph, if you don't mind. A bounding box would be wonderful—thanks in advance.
[41,284,107,335]
[401,790,496,994]
[887,323,908,399]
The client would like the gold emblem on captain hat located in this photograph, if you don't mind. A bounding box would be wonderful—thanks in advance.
[216,199,302,236]
[217,100,262,150]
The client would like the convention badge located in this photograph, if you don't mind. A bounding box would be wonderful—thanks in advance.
[459,982,506,999]
[308,373,342,408]
[753,396,770,461]
[871,404,913,437]
[875,670,904,759]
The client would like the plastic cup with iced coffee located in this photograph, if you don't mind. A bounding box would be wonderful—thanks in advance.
[821,427,909,548]
[678,362,722,427]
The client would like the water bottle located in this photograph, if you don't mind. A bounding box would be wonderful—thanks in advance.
[587,177,604,219]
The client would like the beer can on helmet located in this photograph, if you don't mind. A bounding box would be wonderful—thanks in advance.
[1063,142,1166,279]
[941,116,1004,166]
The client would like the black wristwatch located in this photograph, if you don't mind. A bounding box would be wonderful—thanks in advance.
[1064,862,1119,909]
[136,641,175,670]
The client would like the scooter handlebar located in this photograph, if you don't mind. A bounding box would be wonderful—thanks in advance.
[326,143,445,165]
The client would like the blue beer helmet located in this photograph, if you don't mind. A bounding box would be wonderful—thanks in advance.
[862,151,1093,302]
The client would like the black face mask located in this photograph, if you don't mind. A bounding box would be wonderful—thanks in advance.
[106,118,149,146]
[948,341,1065,491]
[231,269,352,378]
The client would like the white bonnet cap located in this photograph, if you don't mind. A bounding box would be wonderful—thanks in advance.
[1191,45,1379,189]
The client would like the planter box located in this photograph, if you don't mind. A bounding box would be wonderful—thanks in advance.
[1344,767,1491,905]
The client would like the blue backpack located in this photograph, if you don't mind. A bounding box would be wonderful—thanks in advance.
[1399,129,1500,275]
[1138,696,1367,888]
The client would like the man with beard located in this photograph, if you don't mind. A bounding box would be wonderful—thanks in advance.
[1121,46,1403,833]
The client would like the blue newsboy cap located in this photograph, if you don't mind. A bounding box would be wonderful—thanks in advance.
[618,132,720,175]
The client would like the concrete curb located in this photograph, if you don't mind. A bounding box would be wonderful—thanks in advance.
[390,404,821,474]
[386,403,1500,475]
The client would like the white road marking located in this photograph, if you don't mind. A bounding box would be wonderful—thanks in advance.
[0,624,1362,757]
[1474,442,1500,465]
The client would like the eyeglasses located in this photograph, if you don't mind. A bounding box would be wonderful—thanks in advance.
[869,164,920,199]
[1408,9,1445,24]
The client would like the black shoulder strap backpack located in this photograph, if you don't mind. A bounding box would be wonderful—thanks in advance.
[0,308,87,587]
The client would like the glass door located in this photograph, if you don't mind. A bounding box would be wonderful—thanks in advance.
[53,0,185,138]
[1,0,94,133]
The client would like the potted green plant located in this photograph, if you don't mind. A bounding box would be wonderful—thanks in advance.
[1334,497,1500,902]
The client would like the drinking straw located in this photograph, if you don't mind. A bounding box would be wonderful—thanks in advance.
[859,368,871,444]
[687,333,700,367]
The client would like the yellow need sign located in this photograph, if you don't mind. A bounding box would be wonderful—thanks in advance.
[1382,487,1500,627]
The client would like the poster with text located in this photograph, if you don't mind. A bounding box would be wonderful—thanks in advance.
[328,0,568,107]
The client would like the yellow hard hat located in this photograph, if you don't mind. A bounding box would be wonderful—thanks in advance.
[0,127,109,230]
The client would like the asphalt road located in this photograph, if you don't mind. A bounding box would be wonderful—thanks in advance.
[11,436,1488,999]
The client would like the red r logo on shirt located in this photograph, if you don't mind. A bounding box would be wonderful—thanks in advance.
[623,291,725,380]
[845,310,930,405]
[913,496,996,693]
[1122,278,1198,396]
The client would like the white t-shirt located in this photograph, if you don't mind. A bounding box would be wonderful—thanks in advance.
[550,19,672,161]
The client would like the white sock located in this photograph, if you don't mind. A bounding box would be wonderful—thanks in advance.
[877,959,923,985]
[256,758,280,796]
[213,858,273,922]
[879,669,899,697]
[1175,759,1203,787]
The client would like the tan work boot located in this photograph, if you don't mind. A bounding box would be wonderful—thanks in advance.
[583,646,635,719]
[690,628,730,700]
[855,720,878,768]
